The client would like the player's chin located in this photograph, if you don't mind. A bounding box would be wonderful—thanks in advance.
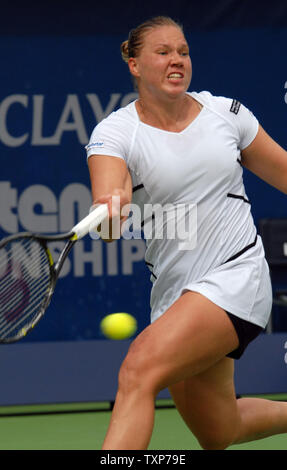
[164,79,188,95]
[165,85,188,99]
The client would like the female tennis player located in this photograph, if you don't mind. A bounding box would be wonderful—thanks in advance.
[86,16,287,449]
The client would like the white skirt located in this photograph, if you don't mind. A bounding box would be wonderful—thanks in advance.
[150,236,273,329]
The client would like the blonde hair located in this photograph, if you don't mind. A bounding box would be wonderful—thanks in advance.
[120,16,183,63]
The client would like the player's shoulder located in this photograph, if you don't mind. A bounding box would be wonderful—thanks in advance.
[87,101,138,159]
[96,100,138,133]
[190,91,258,149]
[190,90,242,117]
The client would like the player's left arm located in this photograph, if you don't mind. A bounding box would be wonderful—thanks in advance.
[241,125,287,193]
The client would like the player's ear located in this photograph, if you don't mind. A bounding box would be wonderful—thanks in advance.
[128,57,140,78]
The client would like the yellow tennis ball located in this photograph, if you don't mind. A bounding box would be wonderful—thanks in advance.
[100,313,137,340]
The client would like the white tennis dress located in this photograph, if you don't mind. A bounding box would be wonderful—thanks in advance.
[86,91,272,328]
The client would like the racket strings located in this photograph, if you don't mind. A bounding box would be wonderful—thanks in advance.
[0,280,50,334]
[0,250,49,310]
[0,272,50,338]
[0,238,51,340]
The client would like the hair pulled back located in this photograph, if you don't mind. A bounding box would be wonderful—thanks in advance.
[120,16,183,63]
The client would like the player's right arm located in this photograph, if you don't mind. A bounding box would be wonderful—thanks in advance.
[88,154,132,242]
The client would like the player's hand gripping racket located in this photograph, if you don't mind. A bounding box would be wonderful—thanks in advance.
[0,204,108,343]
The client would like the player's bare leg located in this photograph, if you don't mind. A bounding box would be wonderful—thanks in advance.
[101,291,240,450]
[170,358,287,449]
[235,397,287,444]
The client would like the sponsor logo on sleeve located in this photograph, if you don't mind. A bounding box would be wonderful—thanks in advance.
[86,141,104,150]
[230,99,241,115]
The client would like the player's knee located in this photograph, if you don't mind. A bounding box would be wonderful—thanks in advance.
[199,437,232,450]
[197,427,236,450]
[118,353,140,394]
[117,339,158,395]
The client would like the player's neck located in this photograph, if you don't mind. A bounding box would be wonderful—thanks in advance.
[136,93,197,133]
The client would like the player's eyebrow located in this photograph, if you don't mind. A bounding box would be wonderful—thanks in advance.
[153,42,189,51]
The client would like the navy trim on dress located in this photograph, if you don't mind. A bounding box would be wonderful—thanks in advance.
[145,261,157,280]
[223,234,258,264]
[132,184,144,192]
[227,193,250,204]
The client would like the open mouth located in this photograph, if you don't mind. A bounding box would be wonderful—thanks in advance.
[167,72,184,80]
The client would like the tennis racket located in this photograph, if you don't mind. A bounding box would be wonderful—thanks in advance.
[0,204,109,343]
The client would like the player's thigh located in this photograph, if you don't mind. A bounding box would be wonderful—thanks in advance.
[169,357,240,449]
[123,291,239,392]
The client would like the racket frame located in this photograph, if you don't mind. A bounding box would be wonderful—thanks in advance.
[0,203,109,343]
[0,231,75,343]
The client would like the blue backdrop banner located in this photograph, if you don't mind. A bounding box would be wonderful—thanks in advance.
[1,29,287,341]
